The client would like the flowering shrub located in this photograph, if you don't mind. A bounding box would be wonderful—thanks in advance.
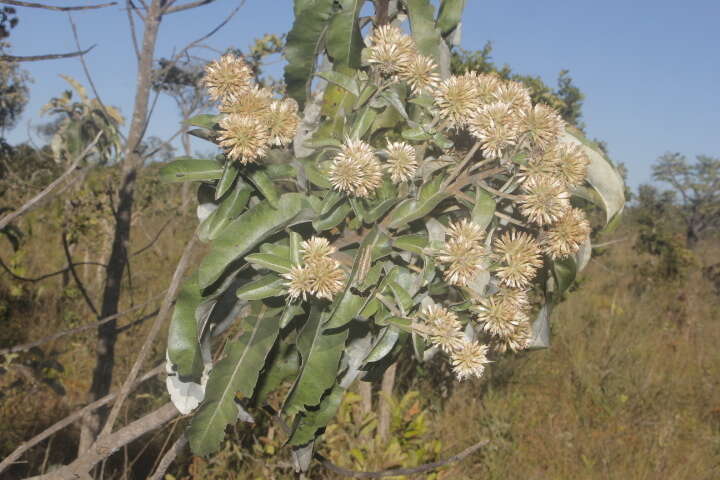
[161,0,625,466]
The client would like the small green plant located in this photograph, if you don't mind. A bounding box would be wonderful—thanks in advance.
[160,0,624,469]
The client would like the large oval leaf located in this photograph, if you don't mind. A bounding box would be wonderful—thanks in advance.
[187,304,281,456]
[160,158,222,183]
[198,193,312,288]
[284,0,336,108]
[560,128,625,224]
[167,272,204,380]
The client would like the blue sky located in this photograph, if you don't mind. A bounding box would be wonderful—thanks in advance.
[4,0,719,189]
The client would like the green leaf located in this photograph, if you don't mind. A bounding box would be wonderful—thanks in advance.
[284,0,336,108]
[216,161,239,200]
[379,86,410,121]
[319,190,343,215]
[159,158,223,183]
[471,187,496,229]
[289,231,303,266]
[326,0,364,68]
[246,253,293,274]
[248,169,280,208]
[199,193,311,288]
[350,106,378,140]
[386,175,450,228]
[324,293,364,329]
[289,384,345,446]
[300,157,333,189]
[283,306,349,415]
[167,272,204,380]
[393,234,428,255]
[188,304,281,456]
[280,302,305,329]
[199,179,253,242]
[401,126,433,141]
[387,281,413,314]
[313,201,352,231]
[405,0,443,61]
[188,113,221,130]
[236,275,286,301]
[365,326,400,363]
[552,256,577,297]
[316,71,360,96]
[255,344,300,404]
[562,127,625,223]
[436,0,466,36]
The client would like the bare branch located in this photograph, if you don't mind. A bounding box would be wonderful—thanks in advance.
[125,0,142,60]
[1,1,116,11]
[131,217,173,257]
[97,228,198,438]
[0,131,102,231]
[148,434,187,480]
[29,403,180,480]
[0,256,105,283]
[62,232,100,317]
[67,14,128,143]
[0,364,164,475]
[0,45,95,62]
[164,0,217,15]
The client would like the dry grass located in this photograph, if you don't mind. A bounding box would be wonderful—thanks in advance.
[2,184,720,479]
[433,231,720,479]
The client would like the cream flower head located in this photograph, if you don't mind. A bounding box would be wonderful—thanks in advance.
[204,53,253,103]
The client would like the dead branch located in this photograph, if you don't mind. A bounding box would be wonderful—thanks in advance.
[68,14,128,143]
[0,256,105,283]
[1,1,116,11]
[148,434,187,480]
[164,0,216,15]
[0,45,95,62]
[0,364,164,475]
[61,232,100,316]
[0,132,103,231]
[28,402,180,480]
[97,228,198,438]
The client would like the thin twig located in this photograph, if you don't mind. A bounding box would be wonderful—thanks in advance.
[61,232,100,316]
[0,295,164,356]
[0,364,164,475]
[125,0,142,60]
[0,132,103,231]
[148,434,187,480]
[1,1,116,11]
[0,256,105,283]
[0,45,96,62]
[131,217,173,257]
[494,211,527,227]
[97,228,198,439]
[441,141,482,189]
[164,0,217,14]
[68,13,128,143]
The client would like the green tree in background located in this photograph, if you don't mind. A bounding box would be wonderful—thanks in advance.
[652,152,720,247]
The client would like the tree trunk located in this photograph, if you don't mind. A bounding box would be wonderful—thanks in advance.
[79,1,164,453]
[377,362,396,442]
[180,131,193,209]
[686,225,699,249]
